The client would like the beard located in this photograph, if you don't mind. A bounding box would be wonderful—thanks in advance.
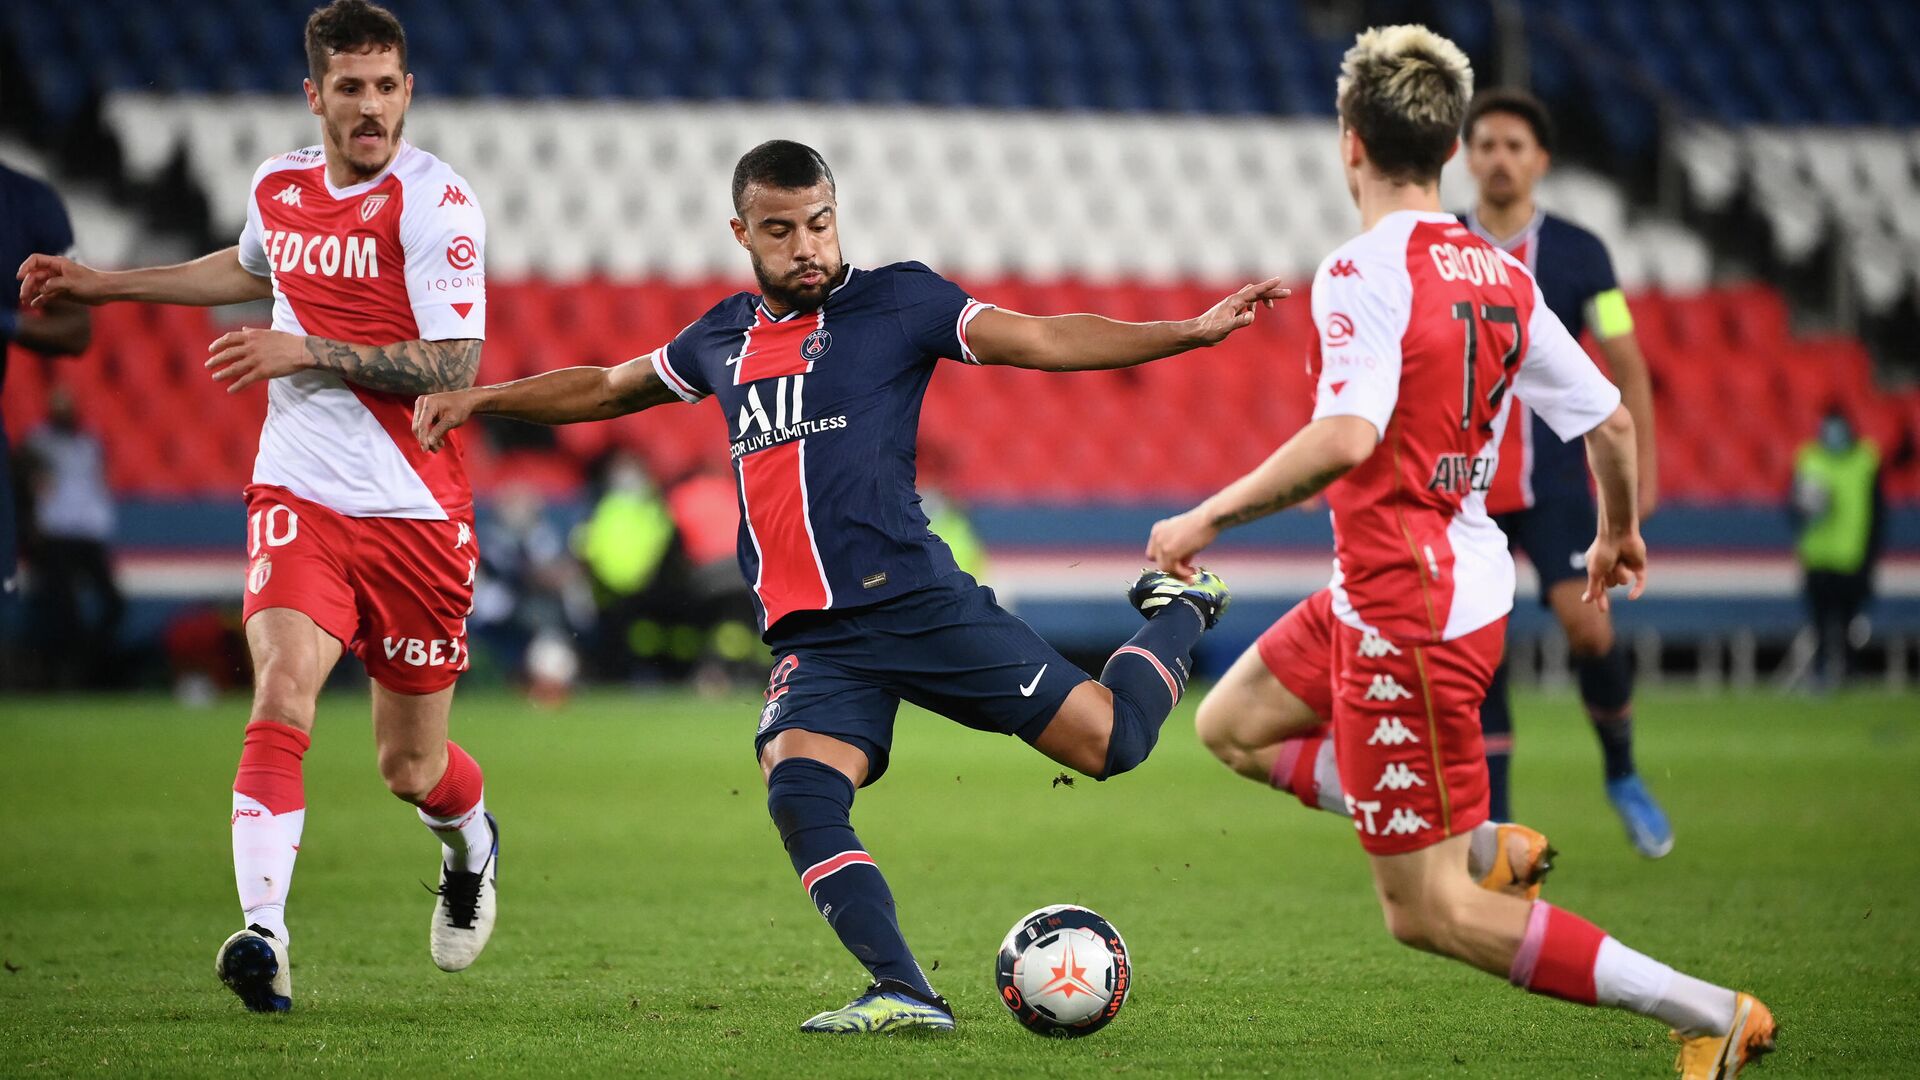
[328,111,406,179]
[752,251,844,313]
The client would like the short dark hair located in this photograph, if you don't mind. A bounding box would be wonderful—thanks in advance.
[1464,88,1555,153]
[305,0,407,86]
[1336,26,1474,186]
[731,140,835,215]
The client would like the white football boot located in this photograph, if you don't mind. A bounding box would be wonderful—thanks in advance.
[429,812,498,972]
[216,925,291,1012]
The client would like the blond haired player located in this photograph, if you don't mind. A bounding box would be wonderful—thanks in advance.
[18,0,498,1012]
[1151,26,1774,1079]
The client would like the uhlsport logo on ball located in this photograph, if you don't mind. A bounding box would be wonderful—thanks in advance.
[996,904,1131,1037]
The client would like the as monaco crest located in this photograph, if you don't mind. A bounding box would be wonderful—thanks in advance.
[359,193,389,222]
[248,556,272,595]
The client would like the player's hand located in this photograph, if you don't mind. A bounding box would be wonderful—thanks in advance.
[17,253,108,308]
[1185,277,1291,347]
[1582,529,1648,612]
[414,390,476,453]
[206,327,309,393]
[1146,507,1218,581]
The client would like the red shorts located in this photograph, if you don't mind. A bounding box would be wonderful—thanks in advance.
[242,484,476,695]
[1256,590,1336,720]
[1330,614,1505,855]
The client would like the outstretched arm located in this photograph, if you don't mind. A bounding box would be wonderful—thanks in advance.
[965,277,1290,371]
[19,247,272,309]
[1580,403,1647,611]
[1146,415,1378,579]
[203,328,482,396]
[1596,331,1659,520]
[413,356,681,452]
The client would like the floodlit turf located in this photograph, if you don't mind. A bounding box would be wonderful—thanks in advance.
[2,686,1916,1077]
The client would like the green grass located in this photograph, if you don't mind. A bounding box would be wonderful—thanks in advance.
[2,687,1917,1078]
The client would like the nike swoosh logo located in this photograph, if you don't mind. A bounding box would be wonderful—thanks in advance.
[1019,665,1048,697]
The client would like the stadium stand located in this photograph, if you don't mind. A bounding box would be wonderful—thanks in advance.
[2,0,1915,678]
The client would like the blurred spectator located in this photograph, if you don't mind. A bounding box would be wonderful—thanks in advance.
[923,488,988,581]
[19,386,123,687]
[472,483,594,704]
[577,451,677,679]
[1791,409,1885,687]
[2,161,92,602]
[667,463,759,691]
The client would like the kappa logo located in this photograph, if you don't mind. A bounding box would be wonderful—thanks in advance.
[439,184,471,207]
[1365,716,1420,746]
[446,235,478,270]
[359,193,389,221]
[1373,763,1426,792]
[1325,311,1354,346]
[1381,807,1433,836]
[273,183,302,207]
[801,327,832,360]
[463,558,477,586]
[1363,674,1413,701]
[1328,259,1361,278]
[1356,632,1401,659]
[455,522,472,549]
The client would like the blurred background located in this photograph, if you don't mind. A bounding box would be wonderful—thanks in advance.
[1,0,1915,701]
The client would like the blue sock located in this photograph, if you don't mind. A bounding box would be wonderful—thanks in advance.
[765,759,937,1001]
[1577,641,1637,782]
[1481,660,1514,822]
[1099,600,1204,778]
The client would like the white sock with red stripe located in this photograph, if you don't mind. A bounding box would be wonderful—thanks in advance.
[416,741,491,873]
[1510,901,1738,1037]
[232,721,310,941]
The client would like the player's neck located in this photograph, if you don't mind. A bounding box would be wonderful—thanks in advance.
[1357,178,1443,231]
[1473,198,1537,243]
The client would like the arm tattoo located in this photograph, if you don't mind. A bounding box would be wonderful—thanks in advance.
[1210,465,1351,529]
[304,336,482,395]
[609,362,684,413]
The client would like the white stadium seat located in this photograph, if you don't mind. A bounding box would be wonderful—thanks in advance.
[97,94,1718,296]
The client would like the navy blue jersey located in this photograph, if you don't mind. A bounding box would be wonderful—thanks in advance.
[0,164,78,378]
[647,262,992,634]
[1464,210,1630,513]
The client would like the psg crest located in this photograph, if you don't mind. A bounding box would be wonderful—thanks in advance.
[802,328,832,360]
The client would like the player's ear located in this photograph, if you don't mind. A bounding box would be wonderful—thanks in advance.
[729,218,751,251]
[403,71,414,105]
[304,78,322,117]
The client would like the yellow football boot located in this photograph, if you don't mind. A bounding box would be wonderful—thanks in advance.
[1674,992,1776,1079]
[1476,823,1555,900]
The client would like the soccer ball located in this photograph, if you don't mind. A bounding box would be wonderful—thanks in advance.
[995,904,1131,1037]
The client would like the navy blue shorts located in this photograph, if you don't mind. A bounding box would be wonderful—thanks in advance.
[753,572,1090,785]
[1495,489,1598,603]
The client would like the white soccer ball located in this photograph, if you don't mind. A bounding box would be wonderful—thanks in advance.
[995,904,1131,1037]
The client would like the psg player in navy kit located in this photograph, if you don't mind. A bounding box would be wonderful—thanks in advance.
[1462,90,1672,858]
[415,141,1288,1032]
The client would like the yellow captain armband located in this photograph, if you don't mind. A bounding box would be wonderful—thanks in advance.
[1589,288,1635,340]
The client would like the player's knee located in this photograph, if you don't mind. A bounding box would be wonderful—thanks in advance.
[377,745,445,803]
[765,758,855,847]
[249,666,317,731]
[1379,889,1476,956]
[1565,619,1614,659]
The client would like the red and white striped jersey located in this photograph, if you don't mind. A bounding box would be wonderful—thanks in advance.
[237,141,486,520]
[1308,210,1620,643]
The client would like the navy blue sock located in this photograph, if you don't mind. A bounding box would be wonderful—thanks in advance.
[1480,659,1514,822]
[1099,600,1203,778]
[765,759,937,1001]
[1576,640,1637,782]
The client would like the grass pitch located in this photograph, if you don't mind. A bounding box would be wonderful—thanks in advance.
[2,686,1916,1077]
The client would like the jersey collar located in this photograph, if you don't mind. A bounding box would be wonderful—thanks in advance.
[322,140,410,200]
[1464,205,1544,251]
[755,266,861,323]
